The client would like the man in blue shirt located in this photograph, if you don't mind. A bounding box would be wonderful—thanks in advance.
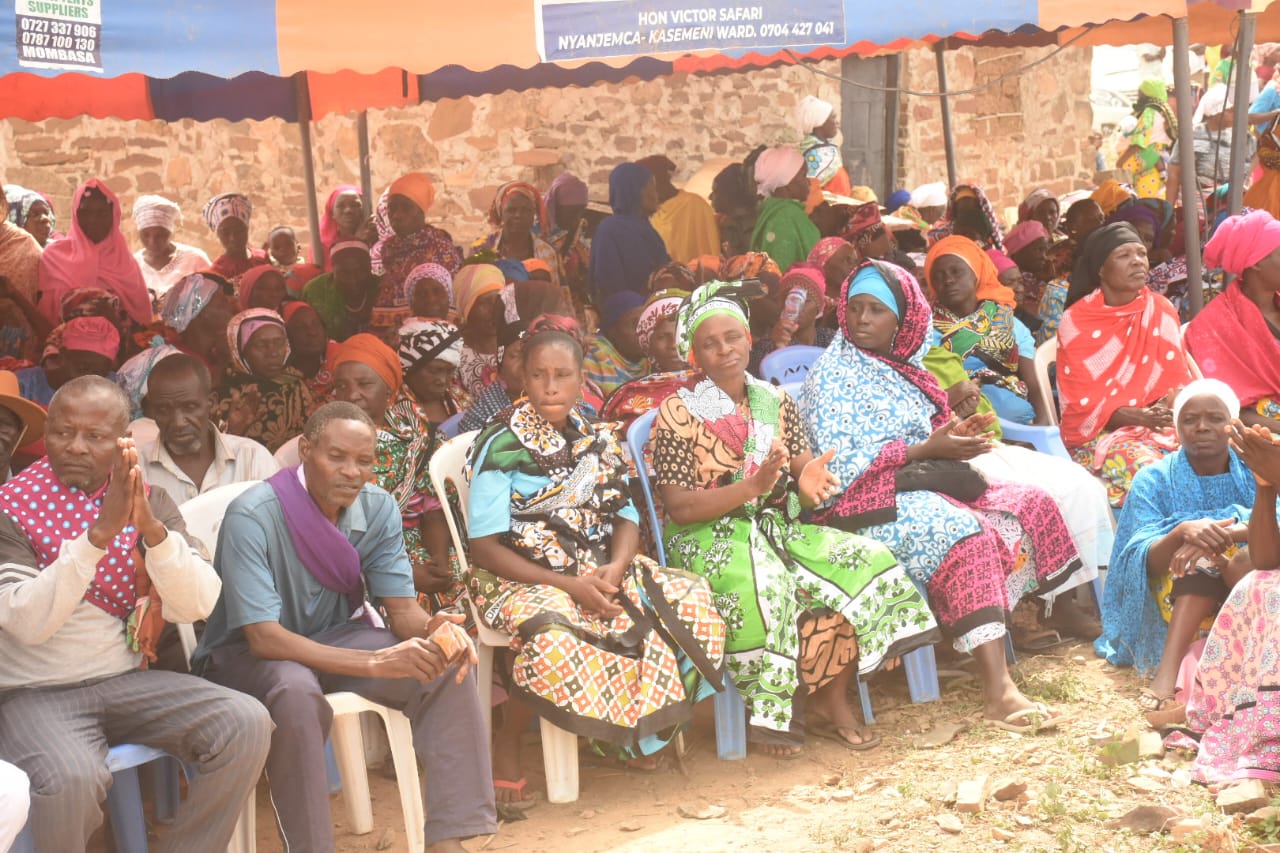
[194,401,495,852]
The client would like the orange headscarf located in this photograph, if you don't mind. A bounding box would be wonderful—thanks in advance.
[923,235,1016,308]
[334,333,403,397]
[388,173,436,216]
[1090,179,1133,217]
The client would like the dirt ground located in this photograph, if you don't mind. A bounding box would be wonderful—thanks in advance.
[221,639,1275,853]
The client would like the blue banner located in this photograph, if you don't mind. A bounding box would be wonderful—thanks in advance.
[538,0,845,62]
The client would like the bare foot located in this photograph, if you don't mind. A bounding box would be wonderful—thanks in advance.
[982,680,1043,723]
[809,680,877,745]
[427,839,468,853]
[753,742,803,757]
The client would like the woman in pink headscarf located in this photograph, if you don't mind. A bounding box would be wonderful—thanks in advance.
[1187,210,1280,433]
[313,185,364,270]
[37,180,152,327]
[749,147,820,272]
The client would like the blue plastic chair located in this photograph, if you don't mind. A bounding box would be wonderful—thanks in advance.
[438,411,464,440]
[12,743,181,853]
[759,345,825,386]
[997,419,1073,461]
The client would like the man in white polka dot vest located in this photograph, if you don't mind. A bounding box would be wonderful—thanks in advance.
[0,375,271,852]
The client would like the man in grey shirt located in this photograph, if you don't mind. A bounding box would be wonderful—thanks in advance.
[194,401,495,852]
[132,353,278,503]
[0,376,271,852]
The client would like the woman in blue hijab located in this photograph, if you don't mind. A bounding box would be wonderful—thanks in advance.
[588,163,669,302]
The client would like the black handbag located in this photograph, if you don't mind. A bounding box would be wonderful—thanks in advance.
[894,459,989,501]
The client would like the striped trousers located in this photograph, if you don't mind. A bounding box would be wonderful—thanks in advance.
[0,669,273,852]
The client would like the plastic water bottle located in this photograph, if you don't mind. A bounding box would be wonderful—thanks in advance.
[780,286,807,325]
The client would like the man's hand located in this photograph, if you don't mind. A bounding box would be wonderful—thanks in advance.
[88,439,135,549]
[127,439,168,547]
[369,637,451,683]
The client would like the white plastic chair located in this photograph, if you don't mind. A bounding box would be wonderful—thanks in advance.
[428,430,581,804]
[179,481,426,852]
[273,435,301,468]
[163,481,262,853]
[1032,336,1060,425]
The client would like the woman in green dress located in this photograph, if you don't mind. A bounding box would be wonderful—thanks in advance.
[652,281,939,756]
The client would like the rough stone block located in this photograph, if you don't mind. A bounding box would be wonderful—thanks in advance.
[427,98,474,141]
[1218,779,1268,814]
[956,776,988,813]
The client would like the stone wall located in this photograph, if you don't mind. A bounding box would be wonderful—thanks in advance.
[0,61,841,255]
[0,46,1095,255]
[896,44,1096,222]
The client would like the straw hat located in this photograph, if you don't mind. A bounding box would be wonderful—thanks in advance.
[0,370,47,448]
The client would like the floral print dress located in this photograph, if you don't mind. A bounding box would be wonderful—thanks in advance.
[467,400,727,753]
[653,376,939,738]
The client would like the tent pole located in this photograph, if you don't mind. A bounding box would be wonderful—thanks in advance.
[294,74,323,257]
[1172,18,1204,317]
[357,111,373,217]
[935,42,958,188]
[1228,11,1257,216]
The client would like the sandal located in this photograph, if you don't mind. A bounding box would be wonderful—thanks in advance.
[984,703,1065,734]
[1012,628,1071,653]
[807,720,881,752]
[493,777,536,806]
[1139,689,1187,729]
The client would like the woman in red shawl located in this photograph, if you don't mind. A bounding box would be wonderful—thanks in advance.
[1058,223,1195,507]
[1187,210,1280,433]
[37,180,152,327]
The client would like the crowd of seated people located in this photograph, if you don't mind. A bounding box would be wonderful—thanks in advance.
[6,95,1280,847]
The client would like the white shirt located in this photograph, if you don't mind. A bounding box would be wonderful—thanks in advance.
[132,417,279,504]
[134,243,212,301]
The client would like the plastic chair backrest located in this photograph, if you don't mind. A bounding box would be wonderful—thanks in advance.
[438,412,465,439]
[1032,336,1060,425]
[759,345,825,385]
[625,409,666,566]
[176,480,261,665]
[274,435,301,467]
[427,430,480,579]
[178,480,261,561]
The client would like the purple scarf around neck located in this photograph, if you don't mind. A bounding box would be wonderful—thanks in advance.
[266,465,368,619]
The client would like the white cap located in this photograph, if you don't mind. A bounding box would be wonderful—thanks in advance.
[910,182,948,208]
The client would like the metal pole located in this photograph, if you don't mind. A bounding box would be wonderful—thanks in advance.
[294,74,323,258]
[1172,18,1204,317]
[357,110,373,217]
[1228,11,1257,215]
[885,54,902,199]
[935,41,957,188]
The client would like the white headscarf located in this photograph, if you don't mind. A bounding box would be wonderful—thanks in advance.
[795,95,834,134]
[909,182,948,208]
[1193,83,1233,125]
[754,147,805,198]
[1173,378,1240,423]
[132,195,183,233]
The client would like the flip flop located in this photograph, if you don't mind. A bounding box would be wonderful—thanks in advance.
[1012,629,1072,653]
[807,720,882,752]
[985,703,1064,734]
[493,777,535,807]
[1139,689,1187,729]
